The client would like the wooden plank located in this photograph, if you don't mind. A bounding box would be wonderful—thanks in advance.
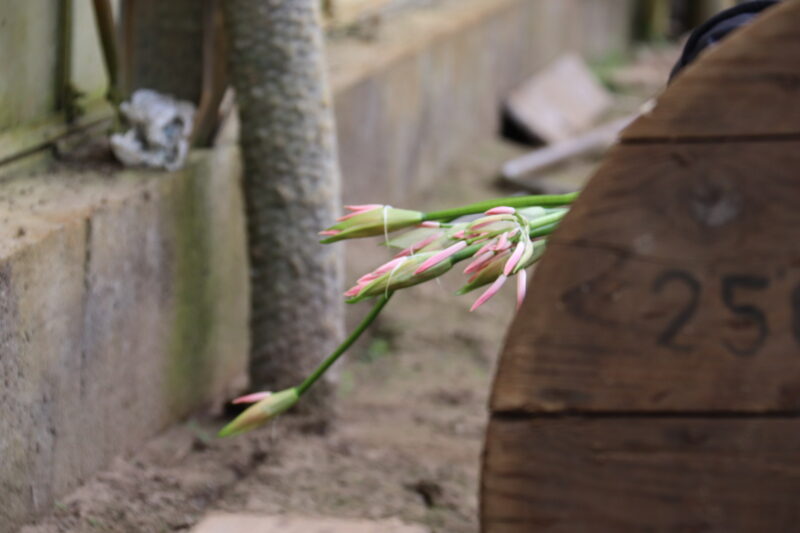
[505,54,612,144]
[492,141,800,413]
[623,0,800,140]
[483,416,800,533]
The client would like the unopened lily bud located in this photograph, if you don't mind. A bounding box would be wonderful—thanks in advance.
[346,252,455,302]
[520,239,546,269]
[467,214,516,233]
[320,205,424,243]
[456,252,509,295]
[218,388,300,437]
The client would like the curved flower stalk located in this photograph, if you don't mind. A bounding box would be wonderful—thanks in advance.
[219,193,577,437]
[218,388,300,437]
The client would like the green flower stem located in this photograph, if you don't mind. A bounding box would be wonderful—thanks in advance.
[422,192,578,222]
[296,292,394,397]
[529,223,558,239]
[452,243,484,262]
[527,210,567,231]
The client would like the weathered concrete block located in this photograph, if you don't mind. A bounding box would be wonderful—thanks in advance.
[0,143,248,530]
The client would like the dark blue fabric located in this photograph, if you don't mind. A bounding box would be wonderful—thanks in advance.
[670,1,781,81]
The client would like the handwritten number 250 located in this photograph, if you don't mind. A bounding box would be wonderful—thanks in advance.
[652,270,771,357]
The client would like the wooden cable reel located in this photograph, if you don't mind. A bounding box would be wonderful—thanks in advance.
[482,2,800,531]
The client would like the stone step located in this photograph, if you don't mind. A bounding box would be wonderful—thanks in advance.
[191,513,429,533]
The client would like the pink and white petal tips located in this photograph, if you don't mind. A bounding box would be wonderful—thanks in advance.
[346,257,408,297]
[469,215,515,231]
[494,232,509,251]
[485,206,516,215]
[470,274,508,311]
[395,232,442,258]
[463,251,495,274]
[337,204,384,221]
[232,391,272,404]
[503,241,526,276]
[371,256,407,276]
[475,240,497,258]
[516,270,527,311]
[319,229,341,237]
[420,221,441,228]
[414,241,467,274]
[344,204,383,212]
[344,282,367,298]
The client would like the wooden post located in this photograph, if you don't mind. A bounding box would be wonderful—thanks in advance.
[122,0,205,103]
[482,2,800,531]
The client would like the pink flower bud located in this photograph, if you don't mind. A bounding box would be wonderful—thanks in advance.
[321,206,425,243]
[516,271,527,311]
[415,241,467,274]
[485,206,516,215]
[503,241,526,276]
[463,251,495,274]
[470,274,508,311]
[232,391,272,404]
[395,232,443,258]
[337,204,383,222]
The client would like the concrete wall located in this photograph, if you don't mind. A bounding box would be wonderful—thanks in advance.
[331,0,633,203]
[0,0,633,529]
[0,142,249,530]
[0,1,115,131]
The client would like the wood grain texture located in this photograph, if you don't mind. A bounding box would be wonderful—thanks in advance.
[484,2,800,531]
[491,141,800,413]
[623,0,800,140]
[483,416,800,533]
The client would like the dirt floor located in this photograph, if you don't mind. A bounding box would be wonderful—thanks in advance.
[19,44,675,533]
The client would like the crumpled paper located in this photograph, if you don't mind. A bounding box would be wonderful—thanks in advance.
[110,89,195,171]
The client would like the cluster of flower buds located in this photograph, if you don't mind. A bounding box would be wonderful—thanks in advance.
[340,205,555,311]
[220,197,572,438]
[454,206,544,311]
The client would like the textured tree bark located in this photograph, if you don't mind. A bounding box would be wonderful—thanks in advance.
[224,0,343,405]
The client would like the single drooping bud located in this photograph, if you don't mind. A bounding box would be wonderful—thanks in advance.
[320,205,425,243]
[218,388,300,437]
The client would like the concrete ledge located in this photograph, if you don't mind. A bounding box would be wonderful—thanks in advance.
[0,144,249,529]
